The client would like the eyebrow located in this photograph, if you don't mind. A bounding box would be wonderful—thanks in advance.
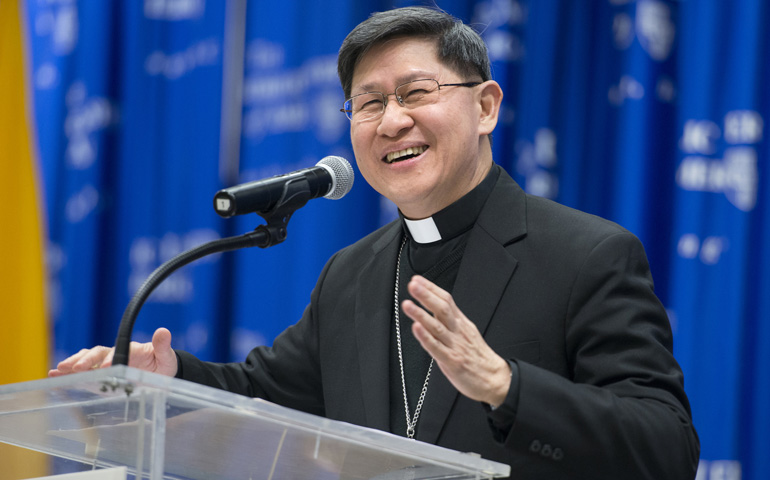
[352,71,439,95]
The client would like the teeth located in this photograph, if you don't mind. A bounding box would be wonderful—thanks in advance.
[386,146,427,163]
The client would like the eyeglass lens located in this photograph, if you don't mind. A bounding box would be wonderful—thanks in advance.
[345,79,440,121]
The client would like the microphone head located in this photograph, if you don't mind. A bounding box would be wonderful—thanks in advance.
[317,156,354,200]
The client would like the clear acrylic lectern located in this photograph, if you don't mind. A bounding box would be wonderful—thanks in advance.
[0,366,510,479]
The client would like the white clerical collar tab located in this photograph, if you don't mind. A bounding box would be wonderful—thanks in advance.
[404,217,442,244]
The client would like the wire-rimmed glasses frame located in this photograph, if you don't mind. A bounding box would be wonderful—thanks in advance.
[340,78,482,121]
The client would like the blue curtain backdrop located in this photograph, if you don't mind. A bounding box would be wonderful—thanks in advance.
[24,1,767,479]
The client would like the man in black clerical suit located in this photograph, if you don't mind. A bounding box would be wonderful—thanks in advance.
[51,6,699,479]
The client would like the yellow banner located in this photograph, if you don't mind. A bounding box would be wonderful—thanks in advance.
[0,0,51,475]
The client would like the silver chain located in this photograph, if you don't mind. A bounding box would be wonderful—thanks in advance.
[394,235,434,439]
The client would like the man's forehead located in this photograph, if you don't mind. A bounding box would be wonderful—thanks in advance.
[349,37,446,93]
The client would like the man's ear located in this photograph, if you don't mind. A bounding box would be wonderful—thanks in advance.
[477,80,504,136]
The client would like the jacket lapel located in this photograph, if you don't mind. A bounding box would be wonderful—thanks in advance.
[354,222,402,432]
[415,170,528,445]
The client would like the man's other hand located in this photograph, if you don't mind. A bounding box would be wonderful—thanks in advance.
[48,327,178,378]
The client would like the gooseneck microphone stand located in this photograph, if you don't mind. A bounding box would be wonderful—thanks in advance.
[112,177,314,368]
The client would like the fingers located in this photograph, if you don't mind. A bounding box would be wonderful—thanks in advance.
[407,308,452,362]
[49,345,114,377]
[407,276,456,324]
[404,275,460,344]
[72,346,113,371]
[402,276,463,364]
[102,348,115,368]
[403,299,450,353]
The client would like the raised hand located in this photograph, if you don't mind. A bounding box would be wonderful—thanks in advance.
[402,275,511,407]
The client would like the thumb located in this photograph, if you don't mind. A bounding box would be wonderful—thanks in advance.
[152,327,173,353]
[151,327,178,377]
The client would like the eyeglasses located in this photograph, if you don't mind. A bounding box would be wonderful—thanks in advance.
[341,78,481,122]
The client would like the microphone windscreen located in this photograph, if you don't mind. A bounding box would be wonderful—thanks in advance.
[318,156,354,200]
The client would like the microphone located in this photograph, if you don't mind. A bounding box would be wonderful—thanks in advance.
[213,156,354,217]
[114,156,353,368]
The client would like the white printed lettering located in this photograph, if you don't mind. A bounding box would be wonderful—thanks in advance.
[724,110,763,145]
[680,120,720,154]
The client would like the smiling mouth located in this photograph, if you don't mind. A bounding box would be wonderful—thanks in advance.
[384,145,428,164]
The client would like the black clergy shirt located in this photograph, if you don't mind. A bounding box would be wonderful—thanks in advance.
[389,164,514,437]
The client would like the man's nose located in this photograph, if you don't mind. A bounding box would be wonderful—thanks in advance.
[377,96,413,136]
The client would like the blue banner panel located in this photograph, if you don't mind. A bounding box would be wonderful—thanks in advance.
[27,0,230,361]
[669,1,766,478]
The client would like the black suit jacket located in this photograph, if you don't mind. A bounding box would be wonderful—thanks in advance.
[177,168,699,479]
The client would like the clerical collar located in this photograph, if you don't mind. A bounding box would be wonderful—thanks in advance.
[401,164,500,244]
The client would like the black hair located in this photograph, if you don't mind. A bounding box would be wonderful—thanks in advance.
[337,6,491,98]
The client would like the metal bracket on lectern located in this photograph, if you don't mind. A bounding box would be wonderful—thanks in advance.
[100,377,135,396]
